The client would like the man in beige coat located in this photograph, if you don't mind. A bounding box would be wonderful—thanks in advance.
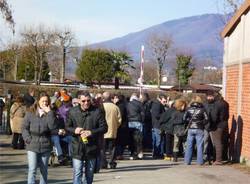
[102,91,121,169]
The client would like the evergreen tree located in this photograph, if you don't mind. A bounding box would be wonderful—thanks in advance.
[176,54,194,86]
[76,49,113,87]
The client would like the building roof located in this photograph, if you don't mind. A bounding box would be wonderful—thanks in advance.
[221,0,250,38]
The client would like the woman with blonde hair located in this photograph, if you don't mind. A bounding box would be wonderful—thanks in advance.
[10,96,26,149]
[22,91,57,184]
[183,95,208,165]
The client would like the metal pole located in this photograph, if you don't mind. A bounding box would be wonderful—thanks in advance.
[139,45,144,98]
[14,54,17,81]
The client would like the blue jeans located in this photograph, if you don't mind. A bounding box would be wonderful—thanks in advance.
[152,128,164,158]
[184,129,204,165]
[27,150,50,184]
[73,158,96,184]
[128,121,143,132]
[128,121,143,157]
[51,135,72,157]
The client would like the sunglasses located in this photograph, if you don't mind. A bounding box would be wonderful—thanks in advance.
[82,99,91,103]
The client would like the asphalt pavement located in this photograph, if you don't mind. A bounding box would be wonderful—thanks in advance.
[0,134,250,184]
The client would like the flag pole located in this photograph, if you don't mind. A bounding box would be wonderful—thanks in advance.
[139,45,144,98]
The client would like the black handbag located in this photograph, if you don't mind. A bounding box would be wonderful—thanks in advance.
[174,110,197,137]
[174,125,187,137]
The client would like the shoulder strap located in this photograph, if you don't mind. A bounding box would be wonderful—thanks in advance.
[186,110,197,129]
[11,104,22,117]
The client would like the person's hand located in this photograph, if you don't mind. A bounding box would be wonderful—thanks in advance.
[80,130,92,138]
[43,105,51,113]
[58,129,66,135]
[75,127,83,134]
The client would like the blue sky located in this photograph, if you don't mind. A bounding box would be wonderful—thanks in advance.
[0,0,226,46]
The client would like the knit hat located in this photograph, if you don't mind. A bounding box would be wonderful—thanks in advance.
[206,90,215,96]
[61,93,70,102]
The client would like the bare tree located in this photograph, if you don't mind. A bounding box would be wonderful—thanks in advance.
[21,26,55,85]
[147,33,172,88]
[223,0,244,13]
[46,50,61,81]
[0,0,15,33]
[143,61,158,85]
[54,28,75,83]
[216,0,244,24]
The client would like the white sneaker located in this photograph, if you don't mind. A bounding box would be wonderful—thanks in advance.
[129,156,134,160]
[138,152,143,159]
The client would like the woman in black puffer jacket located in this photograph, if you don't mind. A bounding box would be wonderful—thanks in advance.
[183,95,208,165]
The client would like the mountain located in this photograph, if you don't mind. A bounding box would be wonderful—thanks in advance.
[67,14,226,75]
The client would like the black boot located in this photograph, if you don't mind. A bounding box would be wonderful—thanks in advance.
[173,152,178,162]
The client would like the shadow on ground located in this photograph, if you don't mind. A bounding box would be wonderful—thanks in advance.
[0,153,25,156]
[5,179,73,184]
[102,163,179,173]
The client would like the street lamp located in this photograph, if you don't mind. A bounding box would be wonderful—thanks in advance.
[162,76,168,83]
[48,71,52,82]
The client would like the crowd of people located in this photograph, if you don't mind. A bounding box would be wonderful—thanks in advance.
[6,87,230,184]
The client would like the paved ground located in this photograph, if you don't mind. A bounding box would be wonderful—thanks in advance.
[0,134,250,184]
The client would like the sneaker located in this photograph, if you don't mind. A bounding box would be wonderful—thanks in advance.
[164,156,172,161]
[129,156,134,160]
[138,152,143,159]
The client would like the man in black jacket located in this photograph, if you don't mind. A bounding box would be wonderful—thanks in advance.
[141,93,152,150]
[216,93,229,161]
[66,91,107,184]
[204,91,224,165]
[127,93,145,159]
[151,94,167,159]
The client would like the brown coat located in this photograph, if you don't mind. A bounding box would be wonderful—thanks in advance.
[103,102,122,139]
[10,102,26,133]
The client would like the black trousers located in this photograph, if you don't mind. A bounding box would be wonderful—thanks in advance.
[165,133,174,156]
[103,138,117,166]
[12,133,24,149]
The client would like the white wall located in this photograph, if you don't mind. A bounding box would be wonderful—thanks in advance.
[224,10,250,66]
